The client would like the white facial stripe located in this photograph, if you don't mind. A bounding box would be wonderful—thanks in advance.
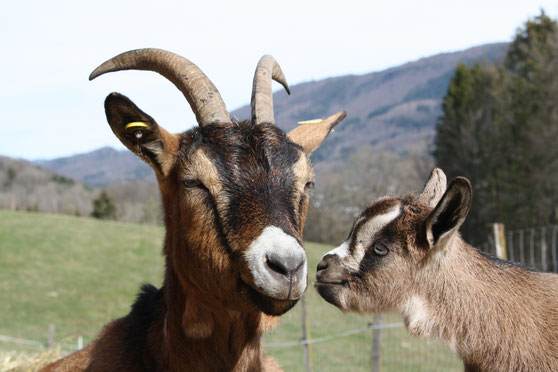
[325,241,350,259]
[323,205,401,264]
[244,226,307,299]
[355,205,401,261]
[359,205,402,243]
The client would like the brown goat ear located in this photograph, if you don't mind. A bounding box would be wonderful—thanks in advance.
[104,93,180,178]
[425,177,472,249]
[418,168,447,208]
[287,111,346,154]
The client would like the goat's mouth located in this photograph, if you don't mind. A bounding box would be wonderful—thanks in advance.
[315,267,348,288]
[314,280,348,287]
[238,278,299,316]
[314,279,347,309]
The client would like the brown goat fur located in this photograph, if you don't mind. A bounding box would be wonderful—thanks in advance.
[316,168,558,372]
[42,53,346,371]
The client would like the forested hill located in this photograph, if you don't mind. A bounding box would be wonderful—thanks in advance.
[36,43,507,187]
[232,42,507,163]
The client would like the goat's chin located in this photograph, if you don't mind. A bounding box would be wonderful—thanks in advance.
[239,279,298,315]
[314,282,346,310]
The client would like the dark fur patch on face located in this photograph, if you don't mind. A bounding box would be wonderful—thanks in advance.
[186,121,305,244]
[389,194,432,254]
[171,121,310,313]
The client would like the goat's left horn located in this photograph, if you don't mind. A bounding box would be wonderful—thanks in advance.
[89,48,232,126]
[251,55,290,125]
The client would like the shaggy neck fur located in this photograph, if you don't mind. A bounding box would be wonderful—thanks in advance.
[159,264,277,371]
[403,238,558,372]
[151,182,282,371]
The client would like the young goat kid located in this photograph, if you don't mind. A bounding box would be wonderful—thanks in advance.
[316,169,558,372]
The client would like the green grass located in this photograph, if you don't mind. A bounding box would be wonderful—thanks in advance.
[0,210,462,371]
[0,210,164,347]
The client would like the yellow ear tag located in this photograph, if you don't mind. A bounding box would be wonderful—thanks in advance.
[297,118,334,132]
[298,119,324,125]
[125,122,149,131]
[125,122,149,139]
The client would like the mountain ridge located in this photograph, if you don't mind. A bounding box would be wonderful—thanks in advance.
[34,42,508,187]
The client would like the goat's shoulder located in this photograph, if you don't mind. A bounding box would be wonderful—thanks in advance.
[86,284,164,371]
[40,285,164,372]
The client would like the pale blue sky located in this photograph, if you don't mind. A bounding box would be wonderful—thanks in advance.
[1,0,557,160]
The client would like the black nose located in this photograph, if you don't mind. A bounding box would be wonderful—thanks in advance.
[267,254,305,279]
[317,254,337,272]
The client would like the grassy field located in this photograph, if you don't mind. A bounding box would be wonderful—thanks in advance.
[0,210,461,371]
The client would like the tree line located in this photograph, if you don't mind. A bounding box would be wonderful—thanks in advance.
[434,11,558,244]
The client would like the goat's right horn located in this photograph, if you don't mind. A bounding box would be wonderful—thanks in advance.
[251,55,290,125]
[89,48,231,127]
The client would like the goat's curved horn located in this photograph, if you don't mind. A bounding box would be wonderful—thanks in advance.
[89,49,231,126]
[251,55,291,125]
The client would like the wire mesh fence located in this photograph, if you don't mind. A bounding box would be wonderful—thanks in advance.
[480,224,558,273]
[263,317,462,372]
[1,318,463,372]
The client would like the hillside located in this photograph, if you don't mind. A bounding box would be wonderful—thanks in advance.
[34,43,507,187]
[232,43,508,163]
[0,156,160,223]
[36,147,154,188]
[0,156,93,215]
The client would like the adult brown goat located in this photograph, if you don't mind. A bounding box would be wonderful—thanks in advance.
[316,169,558,372]
[42,49,346,372]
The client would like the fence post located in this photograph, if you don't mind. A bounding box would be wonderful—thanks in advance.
[552,225,558,273]
[507,231,514,262]
[371,313,384,372]
[300,295,312,372]
[541,227,548,272]
[48,323,55,348]
[530,228,536,268]
[519,230,525,265]
[492,223,507,260]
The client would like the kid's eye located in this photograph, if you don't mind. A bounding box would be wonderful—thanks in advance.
[373,242,389,256]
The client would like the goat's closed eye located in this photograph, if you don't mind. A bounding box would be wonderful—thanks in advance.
[183,179,205,189]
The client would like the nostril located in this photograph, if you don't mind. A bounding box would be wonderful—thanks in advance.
[266,257,289,276]
[266,254,306,280]
[316,260,329,272]
[317,254,336,271]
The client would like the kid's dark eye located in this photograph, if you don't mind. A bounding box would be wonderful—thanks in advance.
[373,242,389,256]
[305,181,315,190]
[183,179,203,188]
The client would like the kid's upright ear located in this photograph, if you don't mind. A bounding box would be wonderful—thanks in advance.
[287,111,346,155]
[104,92,180,178]
[425,177,472,249]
